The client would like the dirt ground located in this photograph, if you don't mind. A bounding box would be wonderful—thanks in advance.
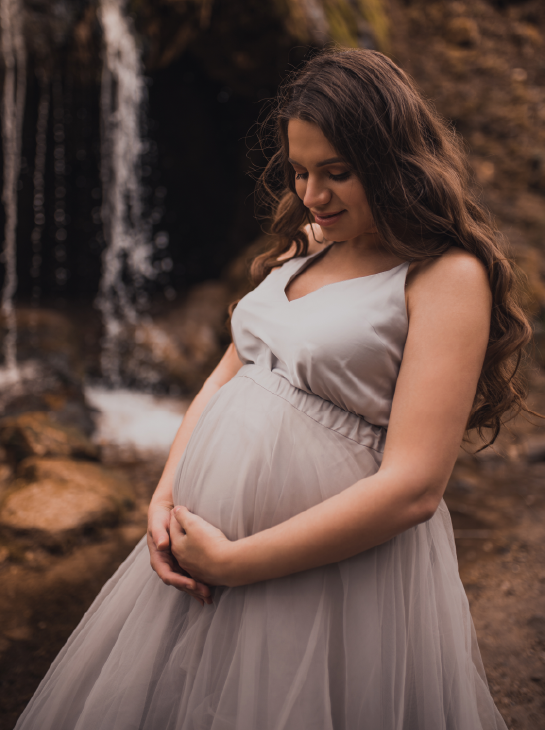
[450,436,545,727]
[0,377,544,730]
[0,459,164,730]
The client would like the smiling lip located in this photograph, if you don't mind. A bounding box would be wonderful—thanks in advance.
[313,210,345,227]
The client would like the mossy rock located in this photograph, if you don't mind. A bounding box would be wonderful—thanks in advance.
[0,457,134,544]
[0,412,99,462]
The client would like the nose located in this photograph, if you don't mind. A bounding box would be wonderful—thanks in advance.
[302,175,332,210]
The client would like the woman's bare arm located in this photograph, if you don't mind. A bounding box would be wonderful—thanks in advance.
[147,342,243,601]
[170,249,492,587]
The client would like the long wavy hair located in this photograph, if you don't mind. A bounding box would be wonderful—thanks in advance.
[242,48,535,445]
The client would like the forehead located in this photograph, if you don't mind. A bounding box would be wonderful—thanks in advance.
[287,119,338,163]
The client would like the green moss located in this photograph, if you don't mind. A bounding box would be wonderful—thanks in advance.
[324,0,359,48]
[130,0,391,62]
[273,0,315,43]
[324,0,390,53]
[356,0,390,53]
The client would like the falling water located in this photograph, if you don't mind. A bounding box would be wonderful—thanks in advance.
[0,0,26,379]
[30,74,50,302]
[52,77,68,290]
[96,0,154,385]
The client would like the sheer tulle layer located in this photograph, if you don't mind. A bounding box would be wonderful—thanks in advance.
[172,364,384,541]
[15,367,507,730]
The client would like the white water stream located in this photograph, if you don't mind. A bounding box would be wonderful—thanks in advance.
[0,0,26,380]
[0,0,156,391]
[96,0,154,386]
[85,386,187,460]
[29,75,50,300]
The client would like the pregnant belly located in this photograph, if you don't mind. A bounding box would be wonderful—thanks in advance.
[173,374,382,541]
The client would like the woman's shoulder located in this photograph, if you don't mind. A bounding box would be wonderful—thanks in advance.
[406,247,490,297]
[405,247,491,325]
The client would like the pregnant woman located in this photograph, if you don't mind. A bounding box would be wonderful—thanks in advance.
[16,49,531,729]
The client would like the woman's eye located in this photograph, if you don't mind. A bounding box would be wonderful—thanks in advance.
[293,170,350,182]
[329,171,351,181]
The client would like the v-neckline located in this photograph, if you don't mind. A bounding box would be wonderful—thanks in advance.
[283,244,409,304]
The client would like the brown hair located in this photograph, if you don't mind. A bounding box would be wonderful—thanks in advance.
[243,48,535,445]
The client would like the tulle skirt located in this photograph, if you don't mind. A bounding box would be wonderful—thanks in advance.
[15,364,507,730]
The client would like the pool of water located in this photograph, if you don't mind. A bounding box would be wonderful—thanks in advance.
[85,386,188,460]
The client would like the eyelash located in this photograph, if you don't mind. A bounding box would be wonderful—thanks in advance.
[294,171,351,182]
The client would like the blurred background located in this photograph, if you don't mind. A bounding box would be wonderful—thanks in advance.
[0,1,544,728]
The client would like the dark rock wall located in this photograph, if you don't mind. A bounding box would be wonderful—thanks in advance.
[388,0,545,344]
[1,0,543,316]
[0,0,318,301]
[11,53,271,300]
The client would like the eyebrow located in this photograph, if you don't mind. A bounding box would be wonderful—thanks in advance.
[288,157,344,168]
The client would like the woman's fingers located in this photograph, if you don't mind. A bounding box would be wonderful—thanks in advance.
[192,579,211,597]
[153,527,170,552]
[169,506,232,586]
[148,503,172,550]
[154,556,211,604]
[172,504,191,532]
[147,507,198,595]
[147,532,212,604]
[148,505,172,551]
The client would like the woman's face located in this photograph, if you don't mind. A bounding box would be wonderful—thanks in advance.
[287,118,376,242]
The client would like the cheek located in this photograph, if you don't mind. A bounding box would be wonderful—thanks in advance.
[342,180,366,207]
[346,185,372,221]
[340,187,374,231]
[294,179,306,199]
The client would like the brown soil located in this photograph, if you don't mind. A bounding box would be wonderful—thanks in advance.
[447,411,545,728]
[0,459,163,730]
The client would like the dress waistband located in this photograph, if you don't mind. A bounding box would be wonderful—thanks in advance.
[235,363,386,453]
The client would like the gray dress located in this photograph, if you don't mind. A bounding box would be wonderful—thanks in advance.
[15,245,507,730]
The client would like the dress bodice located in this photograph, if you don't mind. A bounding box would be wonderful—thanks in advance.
[230,245,410,429]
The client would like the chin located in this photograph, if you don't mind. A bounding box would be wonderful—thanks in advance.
[320,226,350,242]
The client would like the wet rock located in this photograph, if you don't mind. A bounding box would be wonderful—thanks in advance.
[448,477,477,494]
[527,614,545,644]
[526,437,545,463]
[129,281,232,392]
[512,22,543,50]
[1,308,84,383]
[0,457,133,541]
[0,308,96,435]
[51,400,96,437]
[445,17,480,47]
[0,463,13,495]
[0,412,99,462]
[1,392,96,437]
[0,462,13,482]
[135,0,387,81]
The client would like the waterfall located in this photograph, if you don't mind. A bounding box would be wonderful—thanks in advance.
[97,0,154,386]
[30,74,50,302]
[0,0,26,379]
[52,77,68,290]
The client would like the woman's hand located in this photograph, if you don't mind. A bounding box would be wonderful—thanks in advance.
[147,501,212,605]
[170,507,233,586]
